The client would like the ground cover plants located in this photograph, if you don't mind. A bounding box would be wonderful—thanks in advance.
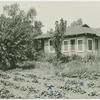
[0,54,100,99]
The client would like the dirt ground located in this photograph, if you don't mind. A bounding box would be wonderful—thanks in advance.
[0,63,100,99]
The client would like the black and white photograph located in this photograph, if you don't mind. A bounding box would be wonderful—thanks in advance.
[0,0,100,99]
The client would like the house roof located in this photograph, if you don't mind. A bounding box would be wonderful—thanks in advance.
[34,25,100,39]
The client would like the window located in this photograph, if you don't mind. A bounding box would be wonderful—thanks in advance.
[63,40,68,52]
[49,40,55,52]
[88,39,92,50]
[70,39,75,51]
[78,39,83,51]
[95,39,99,50]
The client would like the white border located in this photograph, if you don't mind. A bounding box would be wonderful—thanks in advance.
[1,0,100,1]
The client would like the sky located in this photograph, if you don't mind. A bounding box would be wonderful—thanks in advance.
[0,1,100,33]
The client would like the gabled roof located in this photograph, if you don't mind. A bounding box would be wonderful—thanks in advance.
[34,25,100,39]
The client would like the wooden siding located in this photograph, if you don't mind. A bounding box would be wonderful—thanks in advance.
[43,36,100,57]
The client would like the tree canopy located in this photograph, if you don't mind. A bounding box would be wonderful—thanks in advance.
[70,18,83,27]
[0,3,43,70]
[53,18,67,60]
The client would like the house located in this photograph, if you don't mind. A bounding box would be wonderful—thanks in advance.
[34,24,100,57]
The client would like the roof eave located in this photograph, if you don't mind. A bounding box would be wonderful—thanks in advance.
[34,33,100,40]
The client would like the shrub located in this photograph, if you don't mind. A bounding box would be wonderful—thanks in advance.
[60,55,70,63]
[44,54,57,63]
[70,54,82,61]
[41,54,83,66]
[34,51,46,61]
[82,54,96,63]
[56,54,82,64]
[36,62,55,71]
[0,88,15,98]
[58,59,100,80]
[17,61,36,69]
[60,60,86,77]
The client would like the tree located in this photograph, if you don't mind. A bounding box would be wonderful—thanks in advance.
[77,18,83,25]
[47,28,54,35]
[3,3,19,18]
[0,3,42,70]
[70,18,83,27]
[53,18,67,60]
[34,21,43,35]
[27,8,37,22]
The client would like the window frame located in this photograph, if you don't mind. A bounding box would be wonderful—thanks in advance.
[48,39,55,53]
[77,39,84,52]
[70,38,76,51]
[62,40,69,52]
[95,38,99,50]
[87,38,93,51]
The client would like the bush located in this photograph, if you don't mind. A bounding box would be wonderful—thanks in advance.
[70,54,82,61]
[17,61,36,69]
[44,54,57,63]
[82,54,96,63]
[60,59,100,79]
[34,51,46,61]
[0,88,15,98]
[39,54,83,66]
[60,55,70,63]
[0,63,18,71]
[60,54,82,63]
[60,60,85,77]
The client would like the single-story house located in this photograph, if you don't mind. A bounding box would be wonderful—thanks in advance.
[34,24,100,57]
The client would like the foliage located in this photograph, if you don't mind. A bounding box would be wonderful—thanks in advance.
[3,3,19,18]
[0,3,42,70]
[34,21,43,35]
[53,18,67,60]
[59,55,70,63]
[60,54,82,63]
[0,61,100,98]
[33,50,45,61]
[59,58,100,80]
[17,61,36,69]
[33,21,43,52]
[44,54,82,65]
[0,87,15,98]
[45,54,57,63]
[82,54,96,63]
[70,18,83,27]
[47,28,54,35]
[52,54,100,80]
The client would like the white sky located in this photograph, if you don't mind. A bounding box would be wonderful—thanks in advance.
[0,1,100,33]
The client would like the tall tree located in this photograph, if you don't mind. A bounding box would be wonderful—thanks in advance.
[34,21,43,35]
[53,18,67,60]
[47,28,54,34]
[27,8,37,22]
[3,3,19,18]
[0,3,41,70]
[70,18,83,27]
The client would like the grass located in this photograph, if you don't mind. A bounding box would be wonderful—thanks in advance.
[0,59,100,98]
[55,60,100,79]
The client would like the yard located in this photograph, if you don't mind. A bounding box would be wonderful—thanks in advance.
[0,61,100,99]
